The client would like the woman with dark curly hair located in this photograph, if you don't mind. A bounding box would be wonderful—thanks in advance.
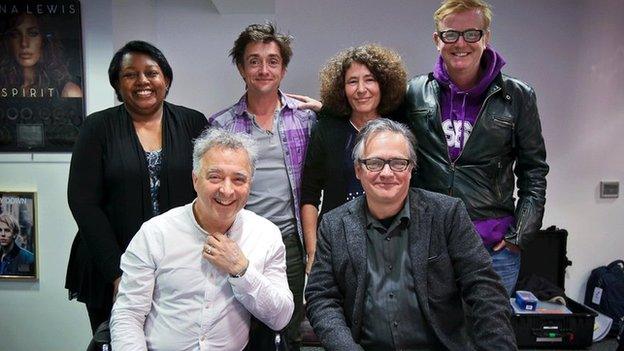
[0,12,82,97]
[300,44,407,273]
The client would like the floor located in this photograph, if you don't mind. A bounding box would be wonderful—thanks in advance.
[300,337,618,350]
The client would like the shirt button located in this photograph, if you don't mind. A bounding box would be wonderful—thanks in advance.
[389,293,395,299]
[388,264,393,271]
[385,236,391,241]
[393,321,398,327]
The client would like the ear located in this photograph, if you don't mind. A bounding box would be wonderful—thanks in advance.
[483,29,491,47]
[354,163,362,181]
[432,32,442,52]
[192,171,199,190]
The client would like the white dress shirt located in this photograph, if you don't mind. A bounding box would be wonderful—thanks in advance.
[110,202,294,351]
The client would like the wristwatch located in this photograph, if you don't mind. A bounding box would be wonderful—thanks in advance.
[230,265,248,278]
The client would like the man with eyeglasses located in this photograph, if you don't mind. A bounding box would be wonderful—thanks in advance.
[399,0,548,295]
[305,119,515,350]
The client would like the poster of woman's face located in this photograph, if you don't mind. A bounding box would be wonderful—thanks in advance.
[0,191,37,279]
[0,1,84,152]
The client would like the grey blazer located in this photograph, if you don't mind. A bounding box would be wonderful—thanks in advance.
[305,188,517,350]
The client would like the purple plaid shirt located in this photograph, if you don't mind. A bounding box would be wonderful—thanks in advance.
[208,91,316,244]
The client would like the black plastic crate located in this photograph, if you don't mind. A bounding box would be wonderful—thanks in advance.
[512,297,597,349]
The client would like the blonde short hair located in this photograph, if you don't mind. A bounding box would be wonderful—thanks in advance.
[434,0,492,31]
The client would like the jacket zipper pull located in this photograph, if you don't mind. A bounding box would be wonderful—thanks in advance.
[448,164,455,195]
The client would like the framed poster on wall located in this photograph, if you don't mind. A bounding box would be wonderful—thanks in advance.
[0,0,85,152]
[0,190,37,280]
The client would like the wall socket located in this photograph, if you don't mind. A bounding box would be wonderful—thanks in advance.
[600,181,619,198]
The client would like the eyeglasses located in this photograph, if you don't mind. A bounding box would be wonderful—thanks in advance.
[437,29,484,44]
[358,158,411,172]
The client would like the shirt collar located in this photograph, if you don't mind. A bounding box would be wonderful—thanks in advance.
[188,200,242,239]
[232,90,298,118]
[365,194,411,232]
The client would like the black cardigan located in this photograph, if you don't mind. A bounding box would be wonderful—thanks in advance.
[65,102,208,307]
[300,113,358,218]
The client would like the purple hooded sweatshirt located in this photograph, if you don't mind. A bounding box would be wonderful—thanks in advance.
[433,46,515,247]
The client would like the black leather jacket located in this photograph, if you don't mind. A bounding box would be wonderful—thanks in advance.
[400,73,548,248]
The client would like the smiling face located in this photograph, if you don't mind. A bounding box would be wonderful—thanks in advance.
[237,41,286,98]
[193,146,252,234]
[118,52,169,117]
[355,131,413,214]
[434,9,490,82]
[344,62,381,120]
[7,14,43,69]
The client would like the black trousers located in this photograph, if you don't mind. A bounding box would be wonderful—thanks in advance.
[246,234,305,351]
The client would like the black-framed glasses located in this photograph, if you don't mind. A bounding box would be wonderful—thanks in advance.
[358,158,411,172]
[438,29,484,43]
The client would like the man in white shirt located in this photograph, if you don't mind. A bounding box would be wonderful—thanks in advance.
[110,128,294,351]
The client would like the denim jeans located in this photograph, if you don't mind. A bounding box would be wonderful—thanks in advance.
[487,246,521,296]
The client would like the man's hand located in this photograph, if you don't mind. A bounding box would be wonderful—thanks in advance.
[493,239,521,253]
[203,232,249,276]
[286,93,322,112]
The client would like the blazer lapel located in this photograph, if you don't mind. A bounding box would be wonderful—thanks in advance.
[407,189,433,320]
[342,197,368,326]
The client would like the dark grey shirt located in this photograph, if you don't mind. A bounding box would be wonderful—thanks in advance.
[360,197,439,350]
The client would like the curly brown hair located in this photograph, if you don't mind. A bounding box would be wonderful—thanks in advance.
[319,44,407,117]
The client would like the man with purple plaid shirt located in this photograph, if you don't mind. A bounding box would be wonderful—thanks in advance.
[208,23,316,350]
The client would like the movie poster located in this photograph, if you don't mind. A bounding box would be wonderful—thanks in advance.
[0,0,84,152]
[0,190,37,279]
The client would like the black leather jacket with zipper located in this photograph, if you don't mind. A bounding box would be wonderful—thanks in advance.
[399,73,548,249]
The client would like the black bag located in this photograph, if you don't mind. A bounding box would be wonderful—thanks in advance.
[584,260,624,335]
[86,320,111,351]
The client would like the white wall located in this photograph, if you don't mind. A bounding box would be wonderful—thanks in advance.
[1,0,622,349]
[0,0,114,349]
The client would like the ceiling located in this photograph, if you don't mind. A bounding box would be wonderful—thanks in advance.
[210,0,275,14]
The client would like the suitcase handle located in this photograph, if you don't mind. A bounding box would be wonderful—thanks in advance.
[607,260,624,270]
